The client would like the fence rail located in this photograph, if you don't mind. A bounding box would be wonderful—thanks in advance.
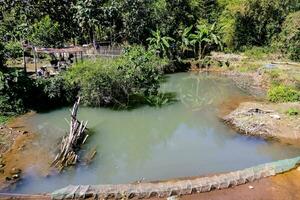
[82,46,123,58]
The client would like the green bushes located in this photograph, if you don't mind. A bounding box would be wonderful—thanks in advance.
[0,42,6,69]
[65,46,168,108]
[4,41,23,59]
[0,70,76,116]
[0,115,10,125]
[286,108,299,116]
[218,0,299,50]
[0,46,169,116]
[0,69,34,115]
[243,46,274,59]
[276,11,300,61]
[29,15,64,48]
[35,75,77,109]
[267,85,300,103]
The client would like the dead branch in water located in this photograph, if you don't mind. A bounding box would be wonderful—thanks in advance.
[52,97,89,171]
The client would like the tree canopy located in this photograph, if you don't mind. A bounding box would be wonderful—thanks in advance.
[0,0,299,59]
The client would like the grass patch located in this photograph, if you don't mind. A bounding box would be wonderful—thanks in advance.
[0,115,11,125]
[286,108,299,116]
[243,46,274,60]
[267,85,300,103]
[236,63,260,72]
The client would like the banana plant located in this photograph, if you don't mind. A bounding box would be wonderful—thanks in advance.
[178,26,193,56]
[190,23,223,59]
[147,29,174,57]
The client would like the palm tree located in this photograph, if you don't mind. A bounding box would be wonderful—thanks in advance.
[190,23,223,59]
[147,29,174,57]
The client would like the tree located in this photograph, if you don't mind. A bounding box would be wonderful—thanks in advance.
[147,29,174,57]
[121,0,155,44]
[190,22,223,59]
[233,0,300,48]
[277,11,300,61]
[73,0,104,46]
[29,15,64,47]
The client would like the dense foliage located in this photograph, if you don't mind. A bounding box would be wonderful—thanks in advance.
[29,15,64,47]
[276,11,300,61]
[267,85,300,103]
[1,0,299,58]
[0,69,77,116]
[65,46,167,108]
[218,0,299,49]
[0,69,33,115]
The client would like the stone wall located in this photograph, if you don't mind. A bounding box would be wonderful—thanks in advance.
[51,156,300,199]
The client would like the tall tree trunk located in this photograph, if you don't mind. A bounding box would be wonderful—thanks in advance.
[90,27,96,49]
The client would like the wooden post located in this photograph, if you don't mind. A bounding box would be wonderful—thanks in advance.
[33,48,37,74]
[75,52,78,63]
[23,49,26,73]
[80,51,83,62]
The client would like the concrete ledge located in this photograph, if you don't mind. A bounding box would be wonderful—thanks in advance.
[51,156,300,199]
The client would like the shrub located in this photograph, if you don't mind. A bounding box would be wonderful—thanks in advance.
[65,46,168,108]
[4,41,23,59]
[29,15,64,47]
[35,75,78,109]
[286,108,299,116]
[276,11,300,61]
[0,69,76,115]
[0,115,10,125]
[0,69,34,115]
[267,85,300,103]
[220,0,299,49]
[0,42,6,68]
[243,46,274,59]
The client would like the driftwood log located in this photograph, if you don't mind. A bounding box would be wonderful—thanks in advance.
[52,97,89,171]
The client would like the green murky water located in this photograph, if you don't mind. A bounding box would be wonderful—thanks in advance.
[15,72,300,193]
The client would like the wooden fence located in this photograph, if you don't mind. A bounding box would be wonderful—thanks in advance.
[82,46,123,58]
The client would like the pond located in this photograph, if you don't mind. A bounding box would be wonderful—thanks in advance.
[15,72,300,194]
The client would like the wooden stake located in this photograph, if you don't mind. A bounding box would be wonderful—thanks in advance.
[23,49,27,73]
[33,48,37,74]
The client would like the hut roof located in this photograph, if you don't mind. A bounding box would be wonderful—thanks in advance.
[35,46,83,54]
[23,44,83,54]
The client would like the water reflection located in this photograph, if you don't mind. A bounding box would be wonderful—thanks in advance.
[15,72,300,194]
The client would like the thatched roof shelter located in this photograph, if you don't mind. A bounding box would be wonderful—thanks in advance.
[22,44,84,73]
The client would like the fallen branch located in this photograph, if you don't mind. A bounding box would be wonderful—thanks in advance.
[52,97,89,171]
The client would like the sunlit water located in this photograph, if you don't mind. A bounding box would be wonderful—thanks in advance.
[15,72,300,193]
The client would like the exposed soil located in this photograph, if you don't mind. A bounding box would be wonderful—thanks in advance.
[0,113,52,191]
[0,126,22,156]
[148,168,300,200]
[223,102,300,142]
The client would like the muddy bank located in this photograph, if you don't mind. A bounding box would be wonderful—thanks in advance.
[0,125,23,155]
[191,68,267,99]
[221,71,267,98]
[0,114,52,191]
[223,102,300,141]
